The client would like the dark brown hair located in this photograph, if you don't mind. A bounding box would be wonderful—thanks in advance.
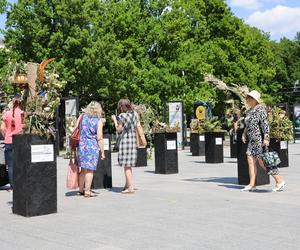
[12,95,21,118]
[117,98,132,113]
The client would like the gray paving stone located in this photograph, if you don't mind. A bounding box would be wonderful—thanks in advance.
[0,143,299,250]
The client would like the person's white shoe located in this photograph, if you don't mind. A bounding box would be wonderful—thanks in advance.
[240,185,257,192]
[272,181,285,192]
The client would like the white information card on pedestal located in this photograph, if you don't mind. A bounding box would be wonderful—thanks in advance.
[167,140,177,150]
[215,138,223,145]
[31,144,54,163]
[103,138,110,151]
[199,135,205,142]
[280,141,288,149]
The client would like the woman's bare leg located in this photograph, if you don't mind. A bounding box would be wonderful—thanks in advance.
[79,169,86,193]
[84,169,94,192]
[247,155,257,187]
[124,166,133,191]
[257,158,282,184]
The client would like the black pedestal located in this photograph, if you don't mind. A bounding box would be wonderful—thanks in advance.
[190,133,205,156]
[154,133,178,174]
[0,164,9,187]
[92,134,112,189]
[136,147,147,167]
[236,130,270,185]
[270,139,289,168]
[13,134,57,217]
[205,132,224,163]
[230,134,237,158]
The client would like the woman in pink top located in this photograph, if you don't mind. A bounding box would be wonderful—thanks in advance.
[0,95,24,189]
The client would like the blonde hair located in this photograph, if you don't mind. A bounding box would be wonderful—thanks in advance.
[84,101,103,118]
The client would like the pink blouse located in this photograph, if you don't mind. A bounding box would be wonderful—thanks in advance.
[2,107,24,144]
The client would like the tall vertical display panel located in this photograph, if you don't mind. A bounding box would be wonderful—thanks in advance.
[167,101,185,150]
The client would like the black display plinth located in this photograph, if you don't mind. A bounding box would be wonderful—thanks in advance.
[236,129,270,185]
[92,134,112,189]
[13,134,57,217]
[154,133,178,174]
[230,133,237,158]
[136,147,147,167]
[190,133,205,156]
[205,132,224,163]
[270,139,289,168]
[0,164,9,187]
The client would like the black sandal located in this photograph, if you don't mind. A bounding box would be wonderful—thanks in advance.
[76,191,84,196]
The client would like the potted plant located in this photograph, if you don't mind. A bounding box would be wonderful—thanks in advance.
[152,121,180,174]
[268,107,293,168]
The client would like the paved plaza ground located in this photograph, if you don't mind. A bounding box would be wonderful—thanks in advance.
[0,143,300,250]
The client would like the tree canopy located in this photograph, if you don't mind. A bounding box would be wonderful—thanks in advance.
[1,0,300,118]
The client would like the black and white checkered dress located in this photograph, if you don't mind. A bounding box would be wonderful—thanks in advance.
[117,111,137,167]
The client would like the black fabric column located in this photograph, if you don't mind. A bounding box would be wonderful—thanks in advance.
[92,134,112,189]
[136,147,147,167]
[154,132,178,174]
[237,129,270,185]
[230,133,237,158]
[190,133,205,156]
[13,134,57,217]
[269,139,289,168]
[205,132,224,163]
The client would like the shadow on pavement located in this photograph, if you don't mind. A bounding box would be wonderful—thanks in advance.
[65,191,79,197]
[218,184,241,189]
[109,187,124,193]
[183,177,238,184]
[144,170,156,174]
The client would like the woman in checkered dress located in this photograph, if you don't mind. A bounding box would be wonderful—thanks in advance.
[112,99,137,194]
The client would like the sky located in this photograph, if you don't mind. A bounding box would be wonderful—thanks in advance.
[226,0,300,41]
[0,0,300,41]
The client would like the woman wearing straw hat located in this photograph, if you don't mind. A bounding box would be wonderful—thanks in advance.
[241,90,285,192]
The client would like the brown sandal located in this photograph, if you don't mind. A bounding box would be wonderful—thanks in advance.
[84,190,97,198]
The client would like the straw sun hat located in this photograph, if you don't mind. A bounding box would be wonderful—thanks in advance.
[246,90,262,104]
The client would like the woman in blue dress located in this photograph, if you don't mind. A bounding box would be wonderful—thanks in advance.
[77,101,105,197]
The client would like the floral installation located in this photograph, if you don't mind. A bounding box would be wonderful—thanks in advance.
[24,70,66,138]
[204,73,250,132]
[152,120,180,133]
[268,107,293,141]
[134,104,156,159]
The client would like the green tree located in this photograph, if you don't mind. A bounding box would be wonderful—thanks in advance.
[3,0,285,119]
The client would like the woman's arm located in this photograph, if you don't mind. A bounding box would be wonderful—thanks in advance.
[111,115,123,133]
[259,106,270,146]
[0,112,7,137]
[97,120,105,160]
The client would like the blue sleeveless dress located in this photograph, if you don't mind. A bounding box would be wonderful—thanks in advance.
[78,114,100,170]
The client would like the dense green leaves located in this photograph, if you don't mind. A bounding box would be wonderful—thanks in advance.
[1,0,299,119]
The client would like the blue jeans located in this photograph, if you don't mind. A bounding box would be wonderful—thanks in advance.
[4,144,13,188]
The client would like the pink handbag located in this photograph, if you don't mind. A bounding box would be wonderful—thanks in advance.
[66,158,79,189]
